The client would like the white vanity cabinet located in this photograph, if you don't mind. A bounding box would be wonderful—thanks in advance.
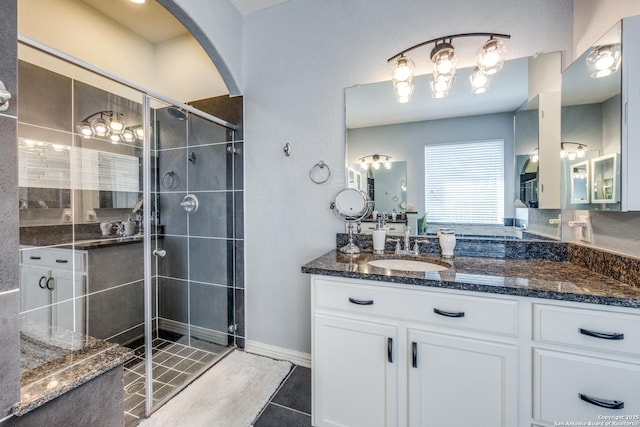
[532,303,640,426]
[311,276,519,427]
[20,247,87,333]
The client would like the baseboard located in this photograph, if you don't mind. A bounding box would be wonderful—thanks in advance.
[158,318,229,347]
[244,340,311,368]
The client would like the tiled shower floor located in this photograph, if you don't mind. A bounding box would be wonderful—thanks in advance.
[123,337,228,427]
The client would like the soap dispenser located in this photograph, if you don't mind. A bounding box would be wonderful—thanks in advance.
[372,217,387,254]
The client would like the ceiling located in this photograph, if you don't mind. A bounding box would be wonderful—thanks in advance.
[81,0,290,44]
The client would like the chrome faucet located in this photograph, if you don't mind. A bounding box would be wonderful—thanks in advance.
[387,227,428,256]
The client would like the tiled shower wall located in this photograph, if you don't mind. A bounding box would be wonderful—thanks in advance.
[0,0,20,418]
[156,95,244,348]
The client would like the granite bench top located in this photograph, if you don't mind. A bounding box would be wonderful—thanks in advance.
[14,321,133,416]
[302,250,640,309]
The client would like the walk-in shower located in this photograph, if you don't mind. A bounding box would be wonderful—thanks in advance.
[16,36,244,426]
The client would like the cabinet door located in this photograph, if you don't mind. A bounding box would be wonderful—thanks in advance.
[50,271,86,333]
[313,314,398,427]
[20,265,52,325]
[408,329,518,427]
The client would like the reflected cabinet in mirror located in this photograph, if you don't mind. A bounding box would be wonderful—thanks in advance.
[561,15,640,211]
[346,55,561,240]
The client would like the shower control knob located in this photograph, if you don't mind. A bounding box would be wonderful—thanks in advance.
[180,194,199,214]
[153,249,166,257]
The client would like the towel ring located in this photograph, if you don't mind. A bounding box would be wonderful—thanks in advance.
[161,171,177,189]
[309,161,330,184]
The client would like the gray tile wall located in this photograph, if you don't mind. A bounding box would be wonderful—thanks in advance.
[156,95,244,347]
[0,0,21,417]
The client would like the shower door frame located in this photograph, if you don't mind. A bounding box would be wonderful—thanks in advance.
[17,34,238,418]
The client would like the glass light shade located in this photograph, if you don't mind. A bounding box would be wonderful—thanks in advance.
[372,162,380,169]
[384,161,392,169]
[93,118,109,136]
[568,151,577,161]
[560,144,567,159]
[477,38,507,75]
[394,80,413,103]
[134,127,145,140]
[122,129,135,142]
[430,74,452,98]
[431,44,457,76]
[585,44,621,78]
[79,122,93,137]
[360,162,369,170]
[109,115,124,133]
[470,67,492,94]
[576,145,586,158]
[530,152,539,163]
[110,134,121,144]
[391,56,415,83]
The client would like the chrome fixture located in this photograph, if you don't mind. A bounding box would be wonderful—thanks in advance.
[0,80,11,112]
[359,154,392,170]
[180,194,199,214]
[77,110,144,144]
[585,44,621,78]
[561,142,587,160]
[388,32,510,100]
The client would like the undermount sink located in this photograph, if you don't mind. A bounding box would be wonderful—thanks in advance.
[367,259,449,272]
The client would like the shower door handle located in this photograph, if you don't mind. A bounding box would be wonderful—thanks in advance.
[0,80,11,112]
[153,249,166,257]
[180,194,199,214]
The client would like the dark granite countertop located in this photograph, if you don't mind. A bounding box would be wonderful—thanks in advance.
[15,320,133,416]
[302,250,640,308]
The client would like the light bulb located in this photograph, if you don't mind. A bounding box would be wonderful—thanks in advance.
[391,57,415,82]
[470,67,491,94]
[109,114,124,133]
[372,162,380,170]
[384,161,392,169]
[134,127,145,140]
[586,44,621,78]
[560,144,567,159]
[110,134,121,144]
[477,38,507,75]
[568,151,577,161]
[431,44,457,76]
[360,162,369,170]
[576,145,586,158]
[94,118,109,136]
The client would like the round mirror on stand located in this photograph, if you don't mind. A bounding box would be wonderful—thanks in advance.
[331,188,373,254]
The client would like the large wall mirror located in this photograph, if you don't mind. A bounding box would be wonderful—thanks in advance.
[345,56,561,239]
[560,21,622,211]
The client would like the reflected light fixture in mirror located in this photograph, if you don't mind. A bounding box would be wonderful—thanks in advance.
[585,44,621,78]
[560,142,587,160]
[388,32,509,100]
[359,154,392,170]
[78,110,144,144]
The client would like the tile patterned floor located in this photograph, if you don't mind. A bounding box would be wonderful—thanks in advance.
[252,365,312,427]
[123,338,227,427]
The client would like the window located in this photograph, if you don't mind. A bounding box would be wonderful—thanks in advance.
[425,139,504,224]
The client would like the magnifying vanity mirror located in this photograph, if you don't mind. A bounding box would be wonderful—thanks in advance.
[331,188,373,253]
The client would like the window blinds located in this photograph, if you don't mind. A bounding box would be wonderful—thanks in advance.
[425,139,504,224]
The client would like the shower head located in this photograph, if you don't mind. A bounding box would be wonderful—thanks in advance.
[167,107,187,120]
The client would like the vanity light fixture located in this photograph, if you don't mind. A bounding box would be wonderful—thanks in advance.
[585,44,621,78]
[561,142,587,160]
[529,148,539,163]
[359,154,393,170]
[77,110,143,144]
[388,32,510,101]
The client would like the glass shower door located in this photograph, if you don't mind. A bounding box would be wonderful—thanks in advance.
[141,97,236,413]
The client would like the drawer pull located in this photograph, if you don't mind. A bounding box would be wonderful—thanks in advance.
[411,341,418,368]
[55,259,69,264]
[434,308,465,318]
[387,338,393,363]
[579,328,624,341]
[46,277,54,290]
[38,276,47,289]
[348,297,374,306]
[579,393,624,410]
[30,256,42,260]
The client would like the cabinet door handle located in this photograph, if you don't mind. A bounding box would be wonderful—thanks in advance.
[46,277,54,290]
[38,276,47,289]
[348,297,374,306]
[579,393,624,410]
[579,328,624,340]
[387,338,393,363]
[55,259,69,264]
[411,341,417,368]
[433,308,465,318]
[30,256,42,260]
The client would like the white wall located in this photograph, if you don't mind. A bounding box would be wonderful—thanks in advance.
[240,0,573,353]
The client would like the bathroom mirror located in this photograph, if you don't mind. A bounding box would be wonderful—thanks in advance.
[560,21,622,210]
[345,57,530,237]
